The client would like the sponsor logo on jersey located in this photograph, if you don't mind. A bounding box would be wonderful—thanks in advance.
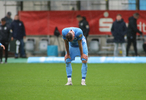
[79,34,82,38]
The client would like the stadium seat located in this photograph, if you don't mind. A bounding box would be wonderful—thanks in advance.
[89,39,99,53]
[39,39,49,52]
[137,38,144,52]
[25,39,35,52]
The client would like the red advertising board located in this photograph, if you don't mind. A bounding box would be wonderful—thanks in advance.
[19,11,146,35]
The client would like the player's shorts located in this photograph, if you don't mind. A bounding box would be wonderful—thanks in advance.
[66,43,88,63]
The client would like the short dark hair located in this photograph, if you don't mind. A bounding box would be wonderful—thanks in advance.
[133,13,139,17]
[7,12,11,16]
[66,32,73,41]
[76,15,82,18]
[1,18,6,22]
[117,14,122,16]
[82,16,86,20]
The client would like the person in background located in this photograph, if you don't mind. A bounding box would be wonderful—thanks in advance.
[0,18,11,63]
[4,12,13,26]
[126,13,144,56]
[111,14,127,57]
[11,14,26,58]
[76,15,89,40]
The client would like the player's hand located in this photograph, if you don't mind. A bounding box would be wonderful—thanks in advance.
[81,54,88,60]
[65,54,71,61]
[1,45,5,50]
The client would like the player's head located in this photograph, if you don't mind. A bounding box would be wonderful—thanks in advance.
[14,14,19,20]
[7,12,11,18]
[82,16,86,20]
[1,18,6,25]
[66,30,74,42]
[76,15,83,21]
[133,13,140,19]
[116,14,122,21]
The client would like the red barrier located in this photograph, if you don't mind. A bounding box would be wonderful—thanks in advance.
[19,11,146,35]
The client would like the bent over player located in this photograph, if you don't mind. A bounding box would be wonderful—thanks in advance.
[62,27,88,85]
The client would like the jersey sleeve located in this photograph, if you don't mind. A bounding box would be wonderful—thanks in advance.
[76,29,83,40]
[0,43,2,46]
[62,28,67,40]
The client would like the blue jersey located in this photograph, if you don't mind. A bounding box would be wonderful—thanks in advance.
[62,27,86,47]
[0,43,2,46]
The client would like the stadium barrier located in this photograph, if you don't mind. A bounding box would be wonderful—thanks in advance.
[27,57,146,63]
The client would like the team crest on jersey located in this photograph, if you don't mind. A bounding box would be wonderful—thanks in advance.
[79,34,82,37]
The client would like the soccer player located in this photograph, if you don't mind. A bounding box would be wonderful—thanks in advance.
[62,27,88,85]
[0,43,5,50]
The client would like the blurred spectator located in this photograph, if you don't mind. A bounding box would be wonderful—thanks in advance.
[0,18,11,63]
[4,12,13,26]
[76,15,89,40]
[11,14,26,58]
[126,13,144,56]
[111,14,127,56]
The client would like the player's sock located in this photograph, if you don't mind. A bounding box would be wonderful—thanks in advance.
[68,77,72,82]
[66,63,72,79]
[81,63,87,79]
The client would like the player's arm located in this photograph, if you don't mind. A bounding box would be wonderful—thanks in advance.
[78,40,87,60]
[78,40,83,55]
[64,39,71,60]
[64,39,69,55]
[84,21,89,36]
[130,19,143,35]
[0,43,5,50]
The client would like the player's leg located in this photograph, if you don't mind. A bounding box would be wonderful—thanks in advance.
[133,39,138,56]
[81,43,88,85]
[126,37,132,56]
[81,60,87,85]
[65,60,72,85]
[65,46,76,85]
[4,42,8,63]
[121,43,126,57]
[0,45,3,63]
[114,43,118,56]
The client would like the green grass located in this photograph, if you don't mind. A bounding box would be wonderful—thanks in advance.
[0,63,146,100]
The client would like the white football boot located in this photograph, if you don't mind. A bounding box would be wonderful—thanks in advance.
[81,80,86,86]
[65,81,73,85]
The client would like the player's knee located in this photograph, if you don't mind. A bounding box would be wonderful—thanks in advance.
[82,60,87,63]
[66,60,71,64]
[66,62,71,64]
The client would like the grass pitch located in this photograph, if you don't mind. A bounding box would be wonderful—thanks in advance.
[0,63,146,100]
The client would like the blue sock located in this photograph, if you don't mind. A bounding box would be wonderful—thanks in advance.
[66,63,72,78]
[82,63,87,79]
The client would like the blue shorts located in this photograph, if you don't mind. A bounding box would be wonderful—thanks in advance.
[66,43,88,63]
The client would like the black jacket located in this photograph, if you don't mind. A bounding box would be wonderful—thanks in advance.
[79,19,89,37]
[127,16,142,38]
[111,19,127,43]
[0,24,11,42]
[11,20,26,40]
[4,16,13,26]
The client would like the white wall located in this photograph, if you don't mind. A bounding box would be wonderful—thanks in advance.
[0,1,17,20]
